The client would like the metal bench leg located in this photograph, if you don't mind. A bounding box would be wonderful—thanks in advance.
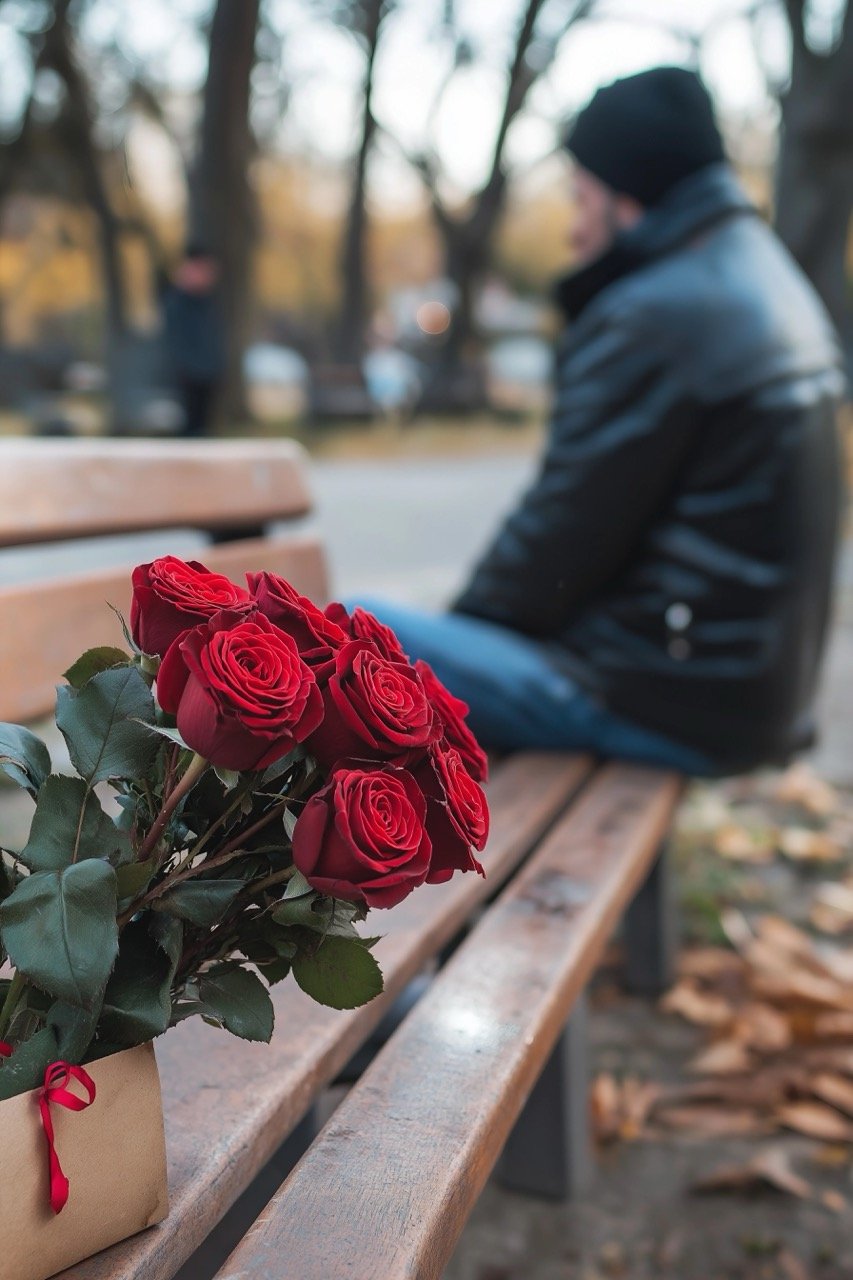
[495,992,591,1200]
[624,841,677,996]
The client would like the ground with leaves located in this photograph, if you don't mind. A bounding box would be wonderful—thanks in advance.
[444,763,853,1280]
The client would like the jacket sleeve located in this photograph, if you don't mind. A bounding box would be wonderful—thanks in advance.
[452,309,696,636]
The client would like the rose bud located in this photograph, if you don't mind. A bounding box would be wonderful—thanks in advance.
[307,640,439,767]
[325,603,409,664]
[248,572,348,681]
[131,557,254,657]
[157,612,323,771]
[293,764,432,908]
[415,660,489,782]
[416,743,489,883]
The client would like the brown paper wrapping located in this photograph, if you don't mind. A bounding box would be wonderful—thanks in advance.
[0,1041,169,1280]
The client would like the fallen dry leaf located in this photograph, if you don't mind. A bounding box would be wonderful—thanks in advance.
[779,827,843,863]
[811,1073,853,1117]
[774,764,840,817]
[777,1101,853,1141]
[813,1012,853,1041]
[688,1039,754,1075]
[777,1248,812,1280]
[655,1106,775,1137]
[691,1147,811,1200]
[810,1143,851,1168]
[679,946,746,982]
[756,916,821,962]
[660,979,734,1028]
[732,1002,793,1053]
[591,1073,622,1144]
[747,962,853,1013]
[713,822,775,863]
[618,1078,661,1142]
[810,885,853,937]
[820,1188,848,1214]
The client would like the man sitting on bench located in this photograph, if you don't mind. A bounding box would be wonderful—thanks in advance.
[356,66,845,778]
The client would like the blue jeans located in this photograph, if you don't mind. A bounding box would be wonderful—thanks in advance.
[348,597,713,775]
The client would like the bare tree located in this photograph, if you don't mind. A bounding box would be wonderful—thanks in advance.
[774,0,853,360]
[400,0,594,406]
[188,0,262,420]
[324,0,394,365]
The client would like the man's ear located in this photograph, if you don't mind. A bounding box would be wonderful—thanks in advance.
[615,193,645,231]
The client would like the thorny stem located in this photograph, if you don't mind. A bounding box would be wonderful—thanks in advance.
[136,752,208,864]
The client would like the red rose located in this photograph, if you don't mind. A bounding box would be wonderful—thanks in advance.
[415,660,489,782]
[417,743,488,883]
[249,572,347,681]
[325,603,408,664]
[307,640,439,767]
[131,557,253,657]
[157,612,323,771]
[292,764,432,908]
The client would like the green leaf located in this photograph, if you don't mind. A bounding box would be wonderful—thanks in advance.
[292,934,384,1010]
[195,965,275,1041]
[150,912,183,970]
[107,603,139,654]
[272,891,332,932]
[47,998,102,1064]
[0,1027,59,1101]
[284,869,313,899]
[134,721,190,750]
[155,879,244,928]
[63,647,131,689]
[20,775,127,872]
[214,766,241,792]
[0,723,51,798]
[56,666,159,784]
[261,745,307,787]
[257,956,292,986]
[99,918,177,1044]
[114,858,157,902]
[0,861,118,1009]
[283,809,298,840]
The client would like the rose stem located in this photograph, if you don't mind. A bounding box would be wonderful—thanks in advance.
[0,970,26,1042]
[137,752,208,863]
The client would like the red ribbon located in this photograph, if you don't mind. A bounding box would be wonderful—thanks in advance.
[39,1062,97,1214]
[0,1045,96,1212]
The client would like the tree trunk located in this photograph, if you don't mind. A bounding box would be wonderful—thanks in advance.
[775,2,853,365]
[189,0,261,422]
[332,0,385,366]
[426,0,572,406]
[43,0,131,407]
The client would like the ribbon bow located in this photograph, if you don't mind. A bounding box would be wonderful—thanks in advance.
[0,1044,97,1213]
[39,1061,97,1213]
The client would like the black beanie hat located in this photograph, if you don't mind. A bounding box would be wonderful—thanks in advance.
[565,67,726,206]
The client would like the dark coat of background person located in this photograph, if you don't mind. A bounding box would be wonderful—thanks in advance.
[453,164,846,774]
[162,276,227,437]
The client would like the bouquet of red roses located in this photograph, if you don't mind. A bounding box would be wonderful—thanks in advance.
[0,557,489,1100]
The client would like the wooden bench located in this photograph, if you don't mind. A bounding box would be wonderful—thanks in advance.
[0,439,683,1280]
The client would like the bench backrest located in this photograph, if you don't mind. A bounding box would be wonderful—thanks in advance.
[0,440,329,723]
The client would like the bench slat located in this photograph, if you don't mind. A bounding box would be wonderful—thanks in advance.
[0,534,328,723]
[0,440,313,546]
[65,752,593,1280]
[214,764,683,1280]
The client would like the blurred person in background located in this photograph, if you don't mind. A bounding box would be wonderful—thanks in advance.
[354,67,846,777]
[161,245,226,438]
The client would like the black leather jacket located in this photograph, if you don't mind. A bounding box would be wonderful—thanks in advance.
[454,165,846,772]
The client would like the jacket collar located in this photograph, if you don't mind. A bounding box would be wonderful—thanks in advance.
[555,164,756,321]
